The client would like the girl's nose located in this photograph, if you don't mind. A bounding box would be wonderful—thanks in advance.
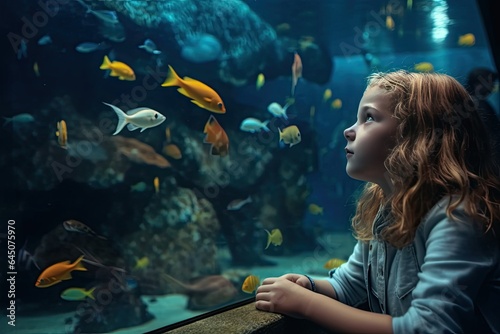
[344,125,355,141]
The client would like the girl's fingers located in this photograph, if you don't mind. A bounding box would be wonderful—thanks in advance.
[261,277,277,285]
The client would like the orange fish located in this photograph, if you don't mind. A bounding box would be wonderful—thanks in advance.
[99,55,136,81]
[203,115,229,156]
[291,52,303,96]
[163,143,182,159]
[35,255,87,288]
[161,65,226,114]
[241,275,260,294]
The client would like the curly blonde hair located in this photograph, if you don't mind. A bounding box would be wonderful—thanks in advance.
[351,70,500,248]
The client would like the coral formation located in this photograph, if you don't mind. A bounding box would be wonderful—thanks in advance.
[103,0,278,85]
[124,192,221,295]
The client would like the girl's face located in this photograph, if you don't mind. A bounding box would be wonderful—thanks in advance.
[343,86,398,194]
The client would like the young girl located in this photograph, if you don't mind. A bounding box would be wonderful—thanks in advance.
[255,71,500,333]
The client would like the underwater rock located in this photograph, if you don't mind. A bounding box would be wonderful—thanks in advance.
[167,121,275,192]
[181,33,223,63]
[4,95,176,191]
[123,194,221,295]
[143,183,202,229]
[102,0,279,86]
[72,281,154,333]
[32,223,153,333]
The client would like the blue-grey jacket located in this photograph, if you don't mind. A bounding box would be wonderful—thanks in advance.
[327,197,500,333]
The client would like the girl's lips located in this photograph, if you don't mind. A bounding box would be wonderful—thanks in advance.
[345,147,353,158]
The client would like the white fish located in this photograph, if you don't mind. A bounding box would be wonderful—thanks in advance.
[227,196,252,211]
[267,101,292,120]
[239,118,270,133]
[37,35,52,46]
[138,39,161,55]
[103,102,166,135]
[76,0,119,24]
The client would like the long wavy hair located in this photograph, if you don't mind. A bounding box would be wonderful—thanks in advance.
[351,70,500,248]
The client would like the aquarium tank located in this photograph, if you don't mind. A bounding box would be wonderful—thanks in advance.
[1,0,498,333]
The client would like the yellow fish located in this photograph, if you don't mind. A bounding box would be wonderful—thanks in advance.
[33,62,40,77]
[386,15,395,30]
[275,22,291,33]
[56,120,68,149]
[134,256,150,270]
[324,258,347,270]
[35,255,87,288]
[241,275,260,294]
[154,177,160,194]
[256,73,265,90]
[323,88,332,102]
[278,125,301,148]
[161,65,226,114]
[308,203,323,215]
[331,98,342,109]
[61,287,96,301]
[458,33,475,47]
[265,228,283,249]
[414,62,434,73]
[99,55,136,81]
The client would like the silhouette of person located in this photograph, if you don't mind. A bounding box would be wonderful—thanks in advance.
[466,68,500,170]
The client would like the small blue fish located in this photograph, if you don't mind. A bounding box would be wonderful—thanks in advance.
[138,39,161,55]
[37,35,52,46]
[75,42,108,53]
[76,0,119,24]
[239,118,270,133]
[3,113,35,125]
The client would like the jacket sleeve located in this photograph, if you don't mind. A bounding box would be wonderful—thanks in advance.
[326,241,368,308]
[392,210,497,333]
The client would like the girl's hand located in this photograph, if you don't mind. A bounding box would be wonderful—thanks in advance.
[255,275,313,318]
[278,273,314,290]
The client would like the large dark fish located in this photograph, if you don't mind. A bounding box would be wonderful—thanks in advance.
[162,273,238,310]
[63,220,107,239]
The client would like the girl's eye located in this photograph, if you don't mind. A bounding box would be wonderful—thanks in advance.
[366,113,375,122]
